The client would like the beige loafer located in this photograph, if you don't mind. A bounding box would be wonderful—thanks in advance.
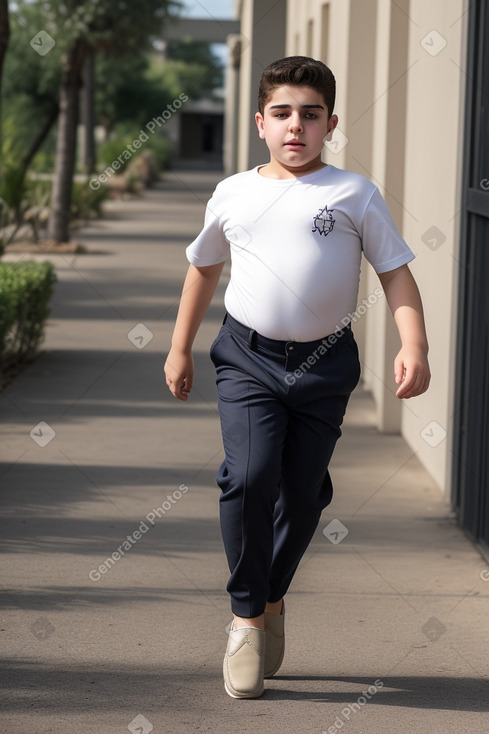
[264,601,285,678]
[223,626,265,699]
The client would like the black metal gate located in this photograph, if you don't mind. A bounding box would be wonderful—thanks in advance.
[453,0,489,556]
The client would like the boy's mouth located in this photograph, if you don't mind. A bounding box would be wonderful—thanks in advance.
[285,139,305,147]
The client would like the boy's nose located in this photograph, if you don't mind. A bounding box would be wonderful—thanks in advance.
[288,114,303,132]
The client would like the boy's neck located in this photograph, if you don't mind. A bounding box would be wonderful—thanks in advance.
[258,157,328,180]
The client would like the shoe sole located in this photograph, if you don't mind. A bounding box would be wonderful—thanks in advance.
[224,682,265,699]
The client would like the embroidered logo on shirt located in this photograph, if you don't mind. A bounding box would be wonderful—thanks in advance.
[312,205,335,237]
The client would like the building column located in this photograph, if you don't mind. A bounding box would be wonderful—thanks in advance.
[224,34,242,176]
[363,0,410,432]
[237,0,287,171]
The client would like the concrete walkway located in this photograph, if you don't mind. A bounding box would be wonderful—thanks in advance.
[0,170,488,734]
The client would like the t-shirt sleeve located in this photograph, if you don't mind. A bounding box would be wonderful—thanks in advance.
[185,190,230,266]
[360,187,415,273]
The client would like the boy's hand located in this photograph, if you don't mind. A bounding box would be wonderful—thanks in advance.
[164,347,194,401]
[394,345,431,399]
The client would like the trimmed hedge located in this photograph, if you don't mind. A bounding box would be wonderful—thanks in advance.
[0,261,56,369]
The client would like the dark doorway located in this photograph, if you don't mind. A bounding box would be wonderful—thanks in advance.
[452,0,489,557]
[179,112,224,168]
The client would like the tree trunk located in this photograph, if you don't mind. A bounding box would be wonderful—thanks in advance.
[81,44,96,174]
[0,0,10,158]
[47,39,87,243]
[0,0,9,84]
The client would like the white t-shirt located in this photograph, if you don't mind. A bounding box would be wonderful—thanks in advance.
[186,164,414,341]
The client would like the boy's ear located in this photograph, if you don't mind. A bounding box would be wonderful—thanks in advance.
[323,114,339,143]
[255,111,266,139]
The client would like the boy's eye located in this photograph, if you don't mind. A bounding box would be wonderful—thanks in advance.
[273,112,318,119]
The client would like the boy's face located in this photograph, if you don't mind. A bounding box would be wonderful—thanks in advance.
[255,84,338,178]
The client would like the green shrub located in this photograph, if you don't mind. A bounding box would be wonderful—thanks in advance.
[24,178,53,206]
[146,135,172,171]
[0,261,56,368]
[97,133,134,174]
[0,165,26,217]
[71,181,110,219]
[97,128,173,178]
[30,149,56,174]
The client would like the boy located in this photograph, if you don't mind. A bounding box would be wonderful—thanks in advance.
[164,56,430,699]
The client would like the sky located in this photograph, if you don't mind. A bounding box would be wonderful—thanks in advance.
[179,0,235,20]
[178,0,236,74]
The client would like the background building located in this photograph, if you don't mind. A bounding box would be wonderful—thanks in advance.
[225,0,489,556]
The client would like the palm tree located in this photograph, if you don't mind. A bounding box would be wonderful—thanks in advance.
[47,0,175,244]
[47,38,87,243]
[0,0,10,158]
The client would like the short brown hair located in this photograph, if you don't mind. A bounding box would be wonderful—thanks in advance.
[258,56,336,116]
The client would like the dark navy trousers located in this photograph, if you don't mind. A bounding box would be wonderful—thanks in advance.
[210,313,361,618]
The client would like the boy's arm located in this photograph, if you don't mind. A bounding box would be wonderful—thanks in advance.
[377,264,431,399]
[164,262,225,401]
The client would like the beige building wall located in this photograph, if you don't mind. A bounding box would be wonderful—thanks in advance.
[400,0,467,494]
[276,0,469,494]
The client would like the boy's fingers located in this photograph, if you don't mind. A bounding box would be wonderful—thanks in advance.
[396,366,429,398]
[395,362,415,397]
[164,355,194,401]
[174,385,188,401]
[175,379,190,400]
[394,364,404,385]
[176,376,192,400]
[394,356,406,385]
[165,375,188,401]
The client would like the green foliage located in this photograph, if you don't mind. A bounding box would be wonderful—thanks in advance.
[14,0,182,56]
[2,1,219,184]
[30,146,57,174]
[0,200,8,257]
[97,124,173,174]
[0,260,56,367]
[1,101,38,167]
[1,0,181,174]
[0,168,53,255]
[71,181,109,218]
[0,164,25,215]
[1,0,220,247]
[0,163,31,256]
[145,134,172,170]
[2,4,61,111]
[97,136,132,175]
[95,55,175,130]
[156,59,219,102]
[166,38,223,92]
